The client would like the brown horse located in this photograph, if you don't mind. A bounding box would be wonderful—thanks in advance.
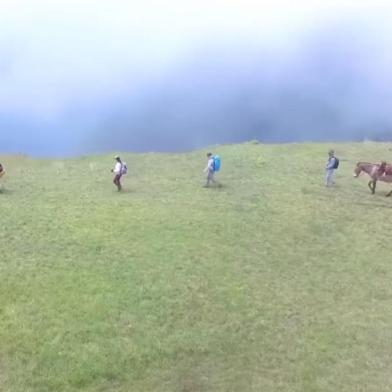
[353,162,392,196]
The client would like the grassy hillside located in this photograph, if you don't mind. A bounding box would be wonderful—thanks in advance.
[1,142,392,392]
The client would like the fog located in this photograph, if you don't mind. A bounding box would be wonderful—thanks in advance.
[1,0,392,156]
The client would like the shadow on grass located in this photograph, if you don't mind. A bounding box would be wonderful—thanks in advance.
[117,188,133,194]
[354,201,392,209]
[353,195,392,209]
[203,183,226,190]
[300,185,392,210]
[301,184,344,195]
[0,188,13,195]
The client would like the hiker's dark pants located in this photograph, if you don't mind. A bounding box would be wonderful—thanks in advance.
[113,174,122,190]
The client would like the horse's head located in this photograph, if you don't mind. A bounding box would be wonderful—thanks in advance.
[353,163,362,177]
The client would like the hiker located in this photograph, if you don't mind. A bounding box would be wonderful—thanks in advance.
[203,152,221,187]
[325,149,339,187]
[0,163,5,192]
[204,153,215,187]
[111,155,126,191]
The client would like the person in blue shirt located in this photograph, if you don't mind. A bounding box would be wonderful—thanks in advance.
[325,149,337,187]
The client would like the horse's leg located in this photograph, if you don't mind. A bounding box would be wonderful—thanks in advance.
[368,180,375,194]
[372,180,377,194]
[386,190,392,197]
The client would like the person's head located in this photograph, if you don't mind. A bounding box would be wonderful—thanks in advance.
[115,155,121,162]
[328,149,335,157]
[207,152,212,159]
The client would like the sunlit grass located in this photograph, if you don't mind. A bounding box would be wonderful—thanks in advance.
[1,142,392,391]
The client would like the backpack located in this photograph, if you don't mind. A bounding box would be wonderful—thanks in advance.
[333,157,339,169]
[121,162,128,175]
[213,155,221,172]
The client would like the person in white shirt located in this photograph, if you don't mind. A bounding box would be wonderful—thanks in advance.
[111,155,123,191]
[204,152,216,187]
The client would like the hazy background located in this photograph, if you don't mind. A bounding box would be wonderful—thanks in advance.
[1,0,392,156]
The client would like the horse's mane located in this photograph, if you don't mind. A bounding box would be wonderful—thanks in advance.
[357,161,391,166]
[357,162,377,166]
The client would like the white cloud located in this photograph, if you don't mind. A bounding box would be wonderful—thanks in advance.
[1,0,392,118]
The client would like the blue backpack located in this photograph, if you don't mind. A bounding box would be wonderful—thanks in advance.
[213,155,221,172]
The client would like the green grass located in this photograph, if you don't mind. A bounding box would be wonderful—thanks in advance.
[1,141,392,391]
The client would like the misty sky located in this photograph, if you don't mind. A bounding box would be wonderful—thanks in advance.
[1,0,392,156]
